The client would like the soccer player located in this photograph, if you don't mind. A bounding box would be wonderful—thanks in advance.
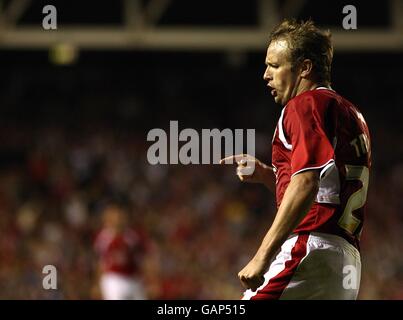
[93,202,150,300]
[221,19,371,299]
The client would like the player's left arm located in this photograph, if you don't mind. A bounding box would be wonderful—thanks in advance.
[238,169,319,291]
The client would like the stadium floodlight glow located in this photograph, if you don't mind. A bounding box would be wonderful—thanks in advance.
[49,43,79,65]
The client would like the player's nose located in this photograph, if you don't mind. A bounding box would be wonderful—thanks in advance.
[263,66,272,81]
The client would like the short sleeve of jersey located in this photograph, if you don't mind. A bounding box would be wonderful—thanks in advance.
[285,93,335,177]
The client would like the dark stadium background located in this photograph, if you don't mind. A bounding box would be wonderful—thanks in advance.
[0,0,401,299]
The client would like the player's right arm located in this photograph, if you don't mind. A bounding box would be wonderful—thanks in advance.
[220,154,276,194]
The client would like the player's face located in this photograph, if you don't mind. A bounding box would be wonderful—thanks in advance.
[263,40,301,106]
[103,206,128,230]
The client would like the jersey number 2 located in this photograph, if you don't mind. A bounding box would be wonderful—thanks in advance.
[338,165,369,235]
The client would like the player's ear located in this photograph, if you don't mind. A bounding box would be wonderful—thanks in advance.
[300,59,313,78]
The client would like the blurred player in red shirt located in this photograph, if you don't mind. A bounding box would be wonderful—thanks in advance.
[94,202,150,300]
[221,19,371,299]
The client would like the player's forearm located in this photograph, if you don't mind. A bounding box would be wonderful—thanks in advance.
[260,162,276,194]
[253,171,319,264]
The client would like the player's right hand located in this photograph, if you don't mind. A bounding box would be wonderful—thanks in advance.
[238,255,267,291]
[219,154,271,184]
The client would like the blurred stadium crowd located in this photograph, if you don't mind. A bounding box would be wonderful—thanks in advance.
[0,51,402,299]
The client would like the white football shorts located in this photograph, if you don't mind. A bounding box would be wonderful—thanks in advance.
[242,232,361,300]
[100,272,146,300]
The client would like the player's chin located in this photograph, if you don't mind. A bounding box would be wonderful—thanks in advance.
[273,95,281,104]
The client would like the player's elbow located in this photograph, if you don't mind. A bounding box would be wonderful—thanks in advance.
[292,170,320,197]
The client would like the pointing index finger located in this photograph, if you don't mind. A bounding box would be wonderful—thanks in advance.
[219,154,247,164]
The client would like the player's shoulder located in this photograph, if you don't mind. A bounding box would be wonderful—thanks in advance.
[286,87,344,119]
[94,228,114,247]
[290,87,339,108]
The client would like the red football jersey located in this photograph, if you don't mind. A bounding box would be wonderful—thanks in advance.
[272,87,371,249]
[94,227,148,276]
